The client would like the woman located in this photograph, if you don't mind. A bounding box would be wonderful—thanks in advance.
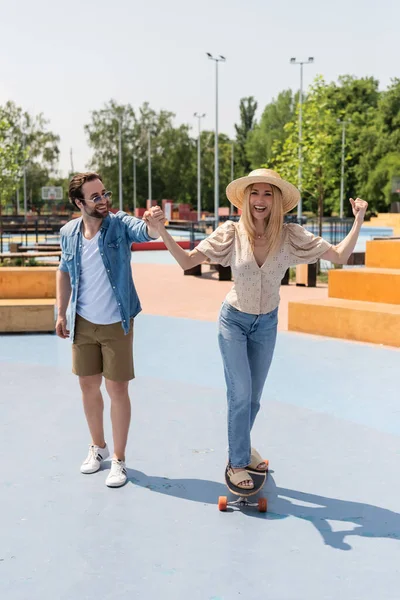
[146,169,368,490]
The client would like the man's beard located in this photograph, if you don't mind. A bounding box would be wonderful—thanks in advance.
[83,201,111,219]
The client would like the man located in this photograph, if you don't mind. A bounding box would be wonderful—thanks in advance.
[56,172,162,488]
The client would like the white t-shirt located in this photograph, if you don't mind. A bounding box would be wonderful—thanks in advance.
[76,231,121,325]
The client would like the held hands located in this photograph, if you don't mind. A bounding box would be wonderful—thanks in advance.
[143,206,166,237]
[350,198,368,220]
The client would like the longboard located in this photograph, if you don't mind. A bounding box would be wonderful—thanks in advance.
[218,460,269,512]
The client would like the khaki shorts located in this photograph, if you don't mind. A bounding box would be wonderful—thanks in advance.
[72,315,135,381]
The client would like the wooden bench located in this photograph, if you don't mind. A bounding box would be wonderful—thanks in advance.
[0,267,57,333]
[0,299,55,333]
[0,267,57,299]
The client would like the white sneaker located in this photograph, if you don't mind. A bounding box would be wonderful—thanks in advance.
[80,444,110,474]
[106,459,128,488]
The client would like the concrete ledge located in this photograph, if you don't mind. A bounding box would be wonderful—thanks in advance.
[0,299,55,332]
[0,267,57,299]
[365,240,400,269]
[328,268,400,304]
[288,298,400,347]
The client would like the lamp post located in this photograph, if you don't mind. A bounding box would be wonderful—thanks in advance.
[194,112,206,221]
[230,142,234,215]
[23,134,27,221]
[206,52,226,226]
[132,154,137,215]
[147,130,152,203]
[337,118,351,219]
[290,56,314,221]
[118,117,123,211]
[70,148,74,174]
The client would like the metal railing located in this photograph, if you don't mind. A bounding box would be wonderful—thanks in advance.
[0,214,355,254]
[302,217,354,245]
[0,216,68,251]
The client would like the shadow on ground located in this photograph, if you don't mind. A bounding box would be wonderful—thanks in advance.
[126,467,400,551]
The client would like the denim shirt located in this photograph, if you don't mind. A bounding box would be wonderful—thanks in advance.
[59,211,154,342]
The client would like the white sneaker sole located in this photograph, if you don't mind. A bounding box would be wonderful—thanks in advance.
[106,477,127,488]
[80,464,102,474]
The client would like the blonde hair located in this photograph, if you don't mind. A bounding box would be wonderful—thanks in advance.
[241,184,284,257]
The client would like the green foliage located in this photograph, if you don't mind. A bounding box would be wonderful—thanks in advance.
[0,101,60,213]
[270,75,400,216]
[246,90,295,170]
[3,71,400,220]
[363,153,400,210]
[234,97,258,176]
[0,114,21,206]
[85,100,235,212]
[271,77,338,224]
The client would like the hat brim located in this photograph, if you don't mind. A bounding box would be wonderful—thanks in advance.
[226,175,300,214]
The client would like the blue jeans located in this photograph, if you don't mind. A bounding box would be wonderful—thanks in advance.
[218,302,278,468]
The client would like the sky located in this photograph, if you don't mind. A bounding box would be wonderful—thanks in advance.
[1,0,399,176]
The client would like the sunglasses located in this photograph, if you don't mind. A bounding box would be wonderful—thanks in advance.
[89,191,112,204]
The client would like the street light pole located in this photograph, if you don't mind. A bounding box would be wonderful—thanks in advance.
[338,118,351,219]
[20,117,28,221]
[207,52,226,227]
[194,112,205,221]
[231,142,234,181]
[23,133,27,222]
[147,130,152,203]
[118,117,123,211]
[290,57,314,221]
[230,142,234,215]
[133,154,137,215]
[70,148,74,174]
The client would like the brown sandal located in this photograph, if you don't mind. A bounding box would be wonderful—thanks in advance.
[227,466,254,489]
[247,447,268,472]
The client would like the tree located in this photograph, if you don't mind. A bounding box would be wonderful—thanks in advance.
[272,77,338,232]
[0,114,23,203]
[85,100,142,209]
[363,153,400,211]
[85,100,234,214]
[234,97,258,176]
[270,76,388,220]
[324,76,380,212]
[351,79,400,210]
[200,131,235,212]
[375,78,400,135]
[0,101,60,214]
[86,100,195,209]
[325,75,379,116]
[246,90,295,170]
[0,115,21,250]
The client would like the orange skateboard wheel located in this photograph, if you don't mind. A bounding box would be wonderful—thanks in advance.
[218,496,228,511]
[258,498,267,513]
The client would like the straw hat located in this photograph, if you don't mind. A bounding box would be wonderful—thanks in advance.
[226,168,300,214]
